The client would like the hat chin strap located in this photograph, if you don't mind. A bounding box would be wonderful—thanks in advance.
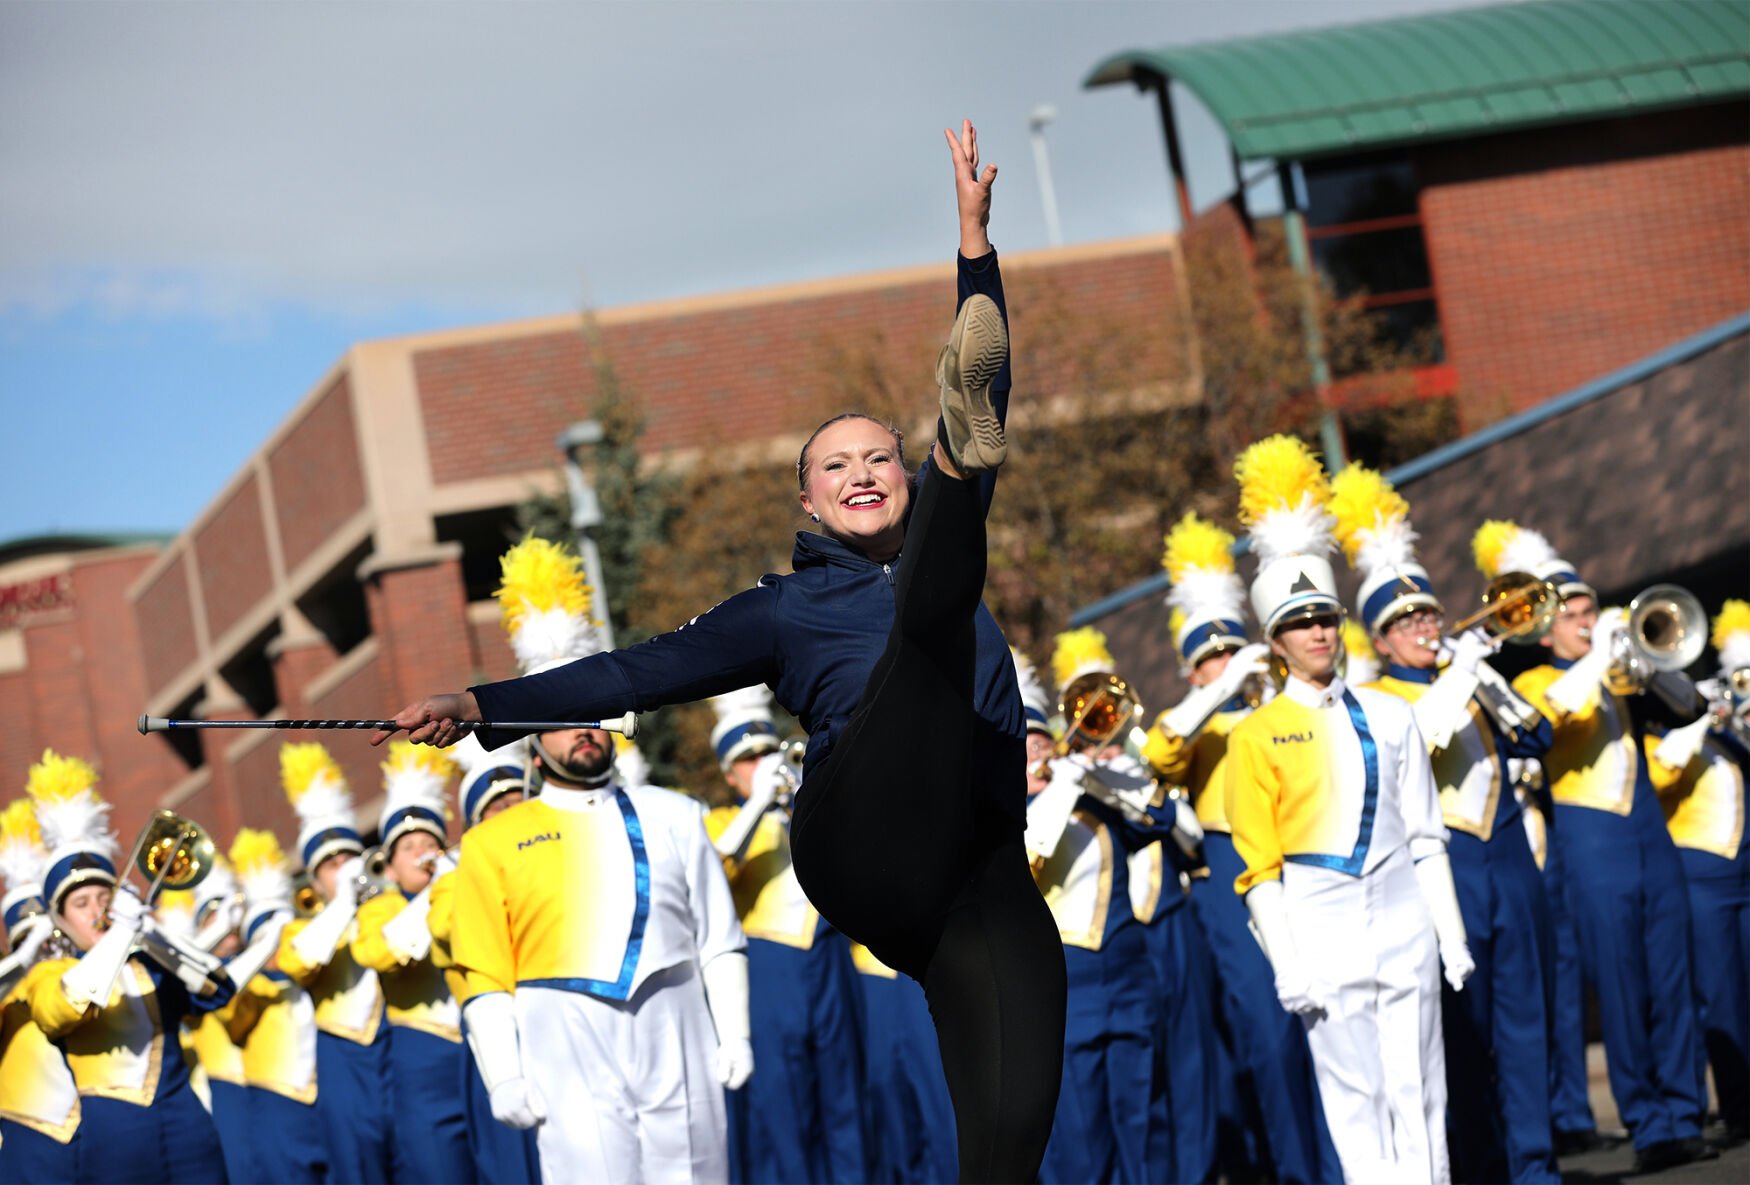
[531,735,616,790]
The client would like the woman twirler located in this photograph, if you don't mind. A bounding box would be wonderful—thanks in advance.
[377,119,1067,1183]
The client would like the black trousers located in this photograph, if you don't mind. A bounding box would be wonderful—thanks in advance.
[792,464,1067,1184]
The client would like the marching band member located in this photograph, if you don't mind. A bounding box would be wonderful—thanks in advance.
[352,742,476,1184]
[704,685,868,1185]
[1332,471,1559,1184]
[850,938,958,1184]
[173,856,257,1184]
[380,122,1068,1184]
[1144,511,1341,1185]
[448,533,751,1183]
[25,750,233,1184]
[0,796,79,1184]
[230,828,325,1184]
[1023,629,1168,1185]
[1501,521,1713,1172]
[276,741,395,1183]
[432,741,539,1185]
[1223,436,1465,1185]
[1646,600,1750,1140]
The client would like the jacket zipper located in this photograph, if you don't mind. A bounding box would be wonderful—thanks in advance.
[882,562,894,586]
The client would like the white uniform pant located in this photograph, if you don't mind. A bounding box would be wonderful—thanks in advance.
[517,963,728,1185]
[1285,846,1449,1185]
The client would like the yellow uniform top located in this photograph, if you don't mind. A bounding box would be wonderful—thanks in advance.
[188,1006,245,1086]
[352,891,461,1042]
[453,784,744,1002]
[1514,664,1638,815]
[0,962,80,1141]
[30,960,172,1105]
[1649,732,1746,860]
[1227,675,1446,896]
[1369,673,1510,841]
[704,805,819,948]
[1143,705,1250,832]
[427,870,470,1005]
[278,914,384,1045]
[234,972,318,1103]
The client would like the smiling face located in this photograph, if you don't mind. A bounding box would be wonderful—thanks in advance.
[1271,613,1343,686]
[798,417,910,562]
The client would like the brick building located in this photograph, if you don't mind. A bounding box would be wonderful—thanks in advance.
[0,236,1187,848]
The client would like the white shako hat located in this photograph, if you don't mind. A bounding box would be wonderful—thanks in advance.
[448,732,528,828]
[0,798,48,943]
[1162,511,1249,670]
[378,741,457,854]
[1011,647,1054,737]
[281,742,362,873]
[1713,601,1750,679]
[1329,464,1441,635]
[230,829,294,941]
[1236,435,1343,637]
[709,685,782,771]
[26,749,118,917]
[1472,520,1595,604]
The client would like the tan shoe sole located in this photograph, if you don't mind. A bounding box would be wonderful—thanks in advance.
[936,294,1008,473]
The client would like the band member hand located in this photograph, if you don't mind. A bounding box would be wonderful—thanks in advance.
[715,1036,755,1090]
[371,692,482,747]
[1440,942,1476,993]
[1444,627,1496,676]
[488,1077,548,1130]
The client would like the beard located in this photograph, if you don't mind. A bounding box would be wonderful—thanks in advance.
[535,730,615,786]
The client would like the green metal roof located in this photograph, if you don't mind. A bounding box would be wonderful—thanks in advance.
[1085,0,1750,162]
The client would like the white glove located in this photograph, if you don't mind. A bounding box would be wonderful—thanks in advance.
[381,894,434,963]
[702,952,754,1089]
[1024,756,1088,861]
[60,888,146,1009]
[194,894,246,953]
[1160,644,1268,741]
[1547,609,1624,716]
[1213,643,1271,700]
[464,993,546,1130]
[1171,798,1204,859]
[1654,713,1713,772]
[1413,662,1483,752]
[224,912,289,988]
[138,915,231,996]
[712,753,786,861]
[0,914,52,991]
[1244,880,1331,1017]
[1085,753,1158,823]
[290,859,361,967]
[1412,852,1474,992]
[1447,627,1495,676]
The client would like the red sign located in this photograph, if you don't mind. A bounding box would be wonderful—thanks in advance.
[0,574,73,629]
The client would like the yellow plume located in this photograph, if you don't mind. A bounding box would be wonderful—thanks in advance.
[1161,512,1235,581]
[1713,599,1750,651]
[1328,465,1408,563]
[1342,619,1374,661]
[1168,607,1187,640]
[381,741,459,783]
[1235,435,1328,527]
[1472,520,1519,579]
[0,800,41,848]
[24,750,98,806]
[280,742,345,803]
[158,889,195,913]
[1052,626,1115,689]
[229,828,287,875]
[497,537,593,636]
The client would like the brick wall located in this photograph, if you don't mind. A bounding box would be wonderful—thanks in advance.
[270,377,367,573]
[194,473,273,641]
[415,242,1188,486]
[134,556,198,693]
[227,730,298,846]
[1419,101,1750,417]
[363,555,475,712]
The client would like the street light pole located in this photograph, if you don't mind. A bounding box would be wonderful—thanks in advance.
[556,420,616,650]
[1029,104,1064,248]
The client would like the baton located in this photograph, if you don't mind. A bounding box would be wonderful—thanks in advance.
[137,712,638,739]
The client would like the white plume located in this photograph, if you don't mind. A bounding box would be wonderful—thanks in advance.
[1167,567,1247,624]
[1249,496,1336,567]
[512,606,601,674]
[1498,526,1561,575]
[35,792,117,862]
[1352,516,1421,581]
[0,835,46,895]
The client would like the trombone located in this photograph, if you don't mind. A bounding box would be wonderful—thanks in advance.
[1057,672,1146,758]
[1444,572,1561,646]
[123,810,217,908]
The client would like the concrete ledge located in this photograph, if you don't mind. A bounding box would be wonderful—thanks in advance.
[303,637,381,705]
[355,542,463,583]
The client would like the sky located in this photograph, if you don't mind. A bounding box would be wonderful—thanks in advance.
[0,0,1503,543]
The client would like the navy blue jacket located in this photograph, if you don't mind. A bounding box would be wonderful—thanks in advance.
[472,250,1027,825]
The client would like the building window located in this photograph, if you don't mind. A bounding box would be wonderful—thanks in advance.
[1302,153,1442,369]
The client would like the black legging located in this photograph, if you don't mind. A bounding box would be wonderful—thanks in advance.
[791,463,1067,1184]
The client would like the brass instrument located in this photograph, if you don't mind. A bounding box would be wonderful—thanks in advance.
[1447,572,1560,646]
[291,873,321,919]
[355,846,391,904]
[124,810,217,905]
[1605,584,1707,697]
[416,843,462,876]
[1057,672,1146,757]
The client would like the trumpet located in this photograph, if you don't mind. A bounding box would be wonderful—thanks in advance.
[1058,671,1146,757]
[416,844,461,876]
[355,846,392,905]
[1604,584,1707,701]
[291,872,321,919]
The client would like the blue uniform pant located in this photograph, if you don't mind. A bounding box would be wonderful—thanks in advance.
[1538,827,1595,1136]
[389,1027,476,1184]
[1680,844,1749,1132]
[1445,829,1560,1183]
[73,1089,225,1184]
[315,1028,394,1183]
[460,1016,542,1184]
[1193,834,1342,1184]
[208,1079,256,1184]
[0,1118,75,1185]
[1040,928,1159,1185]
[1556,798,1705,1149]
[1138,899,1218,1185]
[728,932,869,1184]
[859,968,958,1183]
[246,1087,327,1184]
